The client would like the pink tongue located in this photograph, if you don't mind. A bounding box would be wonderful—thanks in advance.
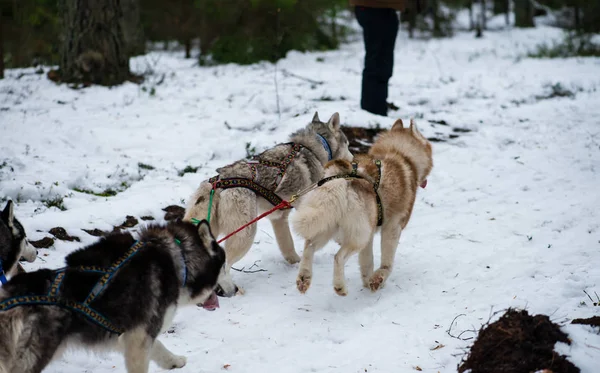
[201,292,219,311]
[420,179,428,188]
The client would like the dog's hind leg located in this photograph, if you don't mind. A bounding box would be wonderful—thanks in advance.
[270,211,300,264]
[359,236,375,289]
[150,339,186,369]
[122,328,153,373]
[296,232,330,294]
[370,224,402,292]
[333,237,372,296]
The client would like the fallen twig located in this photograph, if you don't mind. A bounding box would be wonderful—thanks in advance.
[447,313,476,340]
[231,260,267,273]
[280,69,324,85]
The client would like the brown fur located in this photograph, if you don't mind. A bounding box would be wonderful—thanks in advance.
[291,118,433,295]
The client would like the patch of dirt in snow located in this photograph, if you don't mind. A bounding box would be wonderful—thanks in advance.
[459,309,579,373]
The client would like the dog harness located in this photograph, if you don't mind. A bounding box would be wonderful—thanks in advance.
[0,258,8,285]
[0,241,147,334]
[209,138,332,209]
[316,160,384,226]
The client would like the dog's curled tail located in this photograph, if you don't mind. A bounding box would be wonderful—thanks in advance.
[184,181,220,231]
[291,180,348,239]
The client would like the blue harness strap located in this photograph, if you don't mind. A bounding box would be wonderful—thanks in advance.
[0,258,7,285]
[0,295,124,334]
[0,241,146,335]
[316,133,333,161]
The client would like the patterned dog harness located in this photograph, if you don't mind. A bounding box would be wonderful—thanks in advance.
[208,142,305,209]
[0,241,145,335]
[317,160,384,226]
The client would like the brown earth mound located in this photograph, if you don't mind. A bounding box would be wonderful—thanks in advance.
[572,316,600,328]
[341,125,386,154]
[458,309,579,373]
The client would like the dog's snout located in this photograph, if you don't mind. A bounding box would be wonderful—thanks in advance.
[234,285,239,294]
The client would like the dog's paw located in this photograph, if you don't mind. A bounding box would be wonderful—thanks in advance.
[296,274,312,293]
[368,274,384,292]
[167,354,187,369]
[284,253,301,265]
[333,285,348,296]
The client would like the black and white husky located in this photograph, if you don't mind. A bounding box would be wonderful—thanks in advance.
[0,218,235,373]
[0,200,37,284]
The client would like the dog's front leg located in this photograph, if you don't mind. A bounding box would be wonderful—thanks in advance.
[151,339,187,369]
[369,224,402,292]
[270,211,300,264]
[121,328,153,373]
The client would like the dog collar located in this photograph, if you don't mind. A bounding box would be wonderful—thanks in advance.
[316,133,333,161]
[174,239,188,286]
[0,258,7,285]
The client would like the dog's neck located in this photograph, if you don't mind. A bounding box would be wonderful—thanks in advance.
[315,133,333,161]
[371,136,430,185]
[291,131,333,164]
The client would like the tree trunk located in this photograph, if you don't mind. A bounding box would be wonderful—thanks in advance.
[468,0,474,30]
[493,0,506,14]
[121,0,145,57]
[481,0,487,30]
[58,0,131,86]
[0,8,4,79]
[505,0,510,25]
[431,0,442,37]
[514,0,534,28]
[573,5,580,31]
[184,38,191,58]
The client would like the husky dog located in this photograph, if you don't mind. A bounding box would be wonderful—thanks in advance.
[0,219,235,373]
[184,112,353,292]
[291,119,433,296]
[0,201,37,283]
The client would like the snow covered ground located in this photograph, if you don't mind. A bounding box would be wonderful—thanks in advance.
[1,14,599,373]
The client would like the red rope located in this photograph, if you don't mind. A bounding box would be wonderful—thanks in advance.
[217,200,292,244]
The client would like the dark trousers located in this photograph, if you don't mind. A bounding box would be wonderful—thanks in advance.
[355,6,399,116]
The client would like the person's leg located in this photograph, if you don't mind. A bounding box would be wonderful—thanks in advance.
[355,7,399,116]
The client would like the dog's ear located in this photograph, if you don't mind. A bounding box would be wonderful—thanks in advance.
[391,119,404,132]
[1,200,14,227]
[327,112,340,131]
[409,118,419,135]
[196,219,215,241]
[312,111,320,123]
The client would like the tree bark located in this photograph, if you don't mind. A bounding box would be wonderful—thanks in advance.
[481,0,487,30]
[468,0,474,30]
[0,8,4,79]
[514,0,535,28]
[431,0,442,37]
[493,0,507,14]
[184,38,191,58]
[58,0,132,86]
[121,0,145,57]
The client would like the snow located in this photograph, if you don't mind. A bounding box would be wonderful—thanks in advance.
[1,14,600,373]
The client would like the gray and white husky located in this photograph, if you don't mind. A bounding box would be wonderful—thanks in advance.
[0,219,235,373]
[184,112,353,292]
[0,201,37,282]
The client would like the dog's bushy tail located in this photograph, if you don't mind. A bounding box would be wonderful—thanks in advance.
[291,181,347,239]
[184,181,220,233]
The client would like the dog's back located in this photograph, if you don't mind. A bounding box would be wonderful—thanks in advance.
[0,231,180,372]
